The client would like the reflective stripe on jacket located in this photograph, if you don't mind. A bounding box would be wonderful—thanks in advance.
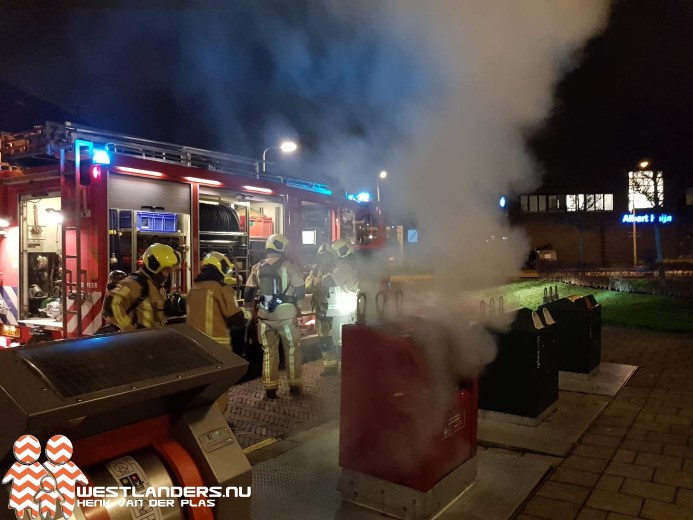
[110,271,167,331]
[186,280,241,346]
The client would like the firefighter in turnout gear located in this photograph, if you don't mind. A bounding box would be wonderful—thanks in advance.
[305,243,339,376]
[109,243,179,331]
[187,251,252,414]
[244,234,305,399]
[96,270,127,334]
[321,239,359,361]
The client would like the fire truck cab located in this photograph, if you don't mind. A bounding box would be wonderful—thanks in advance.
[0,121,375,346]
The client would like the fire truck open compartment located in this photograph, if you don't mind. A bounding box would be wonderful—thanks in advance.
[199,188,285,282]
[20,194,63,322]
[107,173,192,293]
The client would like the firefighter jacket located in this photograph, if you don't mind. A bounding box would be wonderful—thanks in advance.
[109,270,167,331]
[305,266,331,317]
[186,280,243,347]
[246,254,305,321]
[322,260,359,317]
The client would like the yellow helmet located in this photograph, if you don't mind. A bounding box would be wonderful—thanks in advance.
[202,251,235,284]
[142,243,179,275]
[331,239,354,259]
[266,233,290,254]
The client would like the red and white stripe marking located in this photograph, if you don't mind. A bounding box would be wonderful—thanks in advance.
[65,292,103,336]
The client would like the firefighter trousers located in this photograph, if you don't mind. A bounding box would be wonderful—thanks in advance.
[257,319,302,390]
[330,313,355,356]
[316,317,337,369]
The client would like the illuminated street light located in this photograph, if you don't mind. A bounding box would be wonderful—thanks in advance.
[258,141,299,174]
[280,141,298,153]
[377,170,388,203]
[639,160,649,169]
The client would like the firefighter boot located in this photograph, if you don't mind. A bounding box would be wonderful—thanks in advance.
[266,389,278,400]
[320,337,338,376]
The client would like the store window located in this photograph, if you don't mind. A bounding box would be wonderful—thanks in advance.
[521,193,613,212]
[628,170,664,210]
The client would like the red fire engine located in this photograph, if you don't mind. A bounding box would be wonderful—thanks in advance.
[0,121,374,345]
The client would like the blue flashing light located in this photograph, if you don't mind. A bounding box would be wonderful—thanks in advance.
[93,149,111,165]
[499,196,507,208]
[355,192,371,203]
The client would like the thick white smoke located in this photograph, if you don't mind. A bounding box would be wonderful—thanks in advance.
[381,0,610,288]
[345,1,610,470]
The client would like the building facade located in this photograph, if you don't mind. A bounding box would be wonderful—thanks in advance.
[510,170,693,266]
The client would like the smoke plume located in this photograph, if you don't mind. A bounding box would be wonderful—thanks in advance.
[346,0,610,467]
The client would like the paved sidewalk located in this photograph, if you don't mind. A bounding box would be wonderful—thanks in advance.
[226,359,340,449]
[518,326,693,520]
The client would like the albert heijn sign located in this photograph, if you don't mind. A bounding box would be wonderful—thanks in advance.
[621,213,673,224]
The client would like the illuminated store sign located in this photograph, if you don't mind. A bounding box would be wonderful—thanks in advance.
[621,213,673,224]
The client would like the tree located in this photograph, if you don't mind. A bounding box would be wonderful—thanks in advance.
[628,166,665,263]
[565,194,612,265]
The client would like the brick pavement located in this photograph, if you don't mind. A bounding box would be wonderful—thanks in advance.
[518,326,693,520]
[224,325,693,519]
[225,359,341,449]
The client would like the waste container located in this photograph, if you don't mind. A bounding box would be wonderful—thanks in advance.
[538,294,601,374]
[479,307,558,418]
[339,294,477,494]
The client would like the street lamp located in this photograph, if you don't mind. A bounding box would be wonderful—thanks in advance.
[258,141,298,174]
[376,170,388,203]
[630,159,649,266]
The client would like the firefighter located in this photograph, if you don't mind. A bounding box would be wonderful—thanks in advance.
[96,270,127,334]
[109,243,179,331]
[305,243,339,376]
[186,251,252,414]
[321,239,359,362]
[244,234,305,399]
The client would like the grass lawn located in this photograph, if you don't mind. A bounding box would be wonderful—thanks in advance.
[472,280,693,334]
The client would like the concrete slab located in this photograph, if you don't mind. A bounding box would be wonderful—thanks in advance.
[559,362,638,396]
[478,391,609,456]
[339,457,477,520]
[439,450,552,520]
[251,426,553,520]
[479,402,558,427]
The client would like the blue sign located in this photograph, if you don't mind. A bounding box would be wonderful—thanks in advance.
[621,213,673,224]
[407,229,419,243]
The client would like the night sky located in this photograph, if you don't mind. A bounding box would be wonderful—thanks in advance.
[0,1,431,194]
[529,0,693,195]
[1,0,692,195]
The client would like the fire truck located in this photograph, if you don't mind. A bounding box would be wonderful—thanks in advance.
[0,121,374,345]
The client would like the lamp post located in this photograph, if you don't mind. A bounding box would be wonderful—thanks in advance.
[376,170,388,203]
[631,204,638,266]
[257,141,298,175]
[630,160,648,267]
